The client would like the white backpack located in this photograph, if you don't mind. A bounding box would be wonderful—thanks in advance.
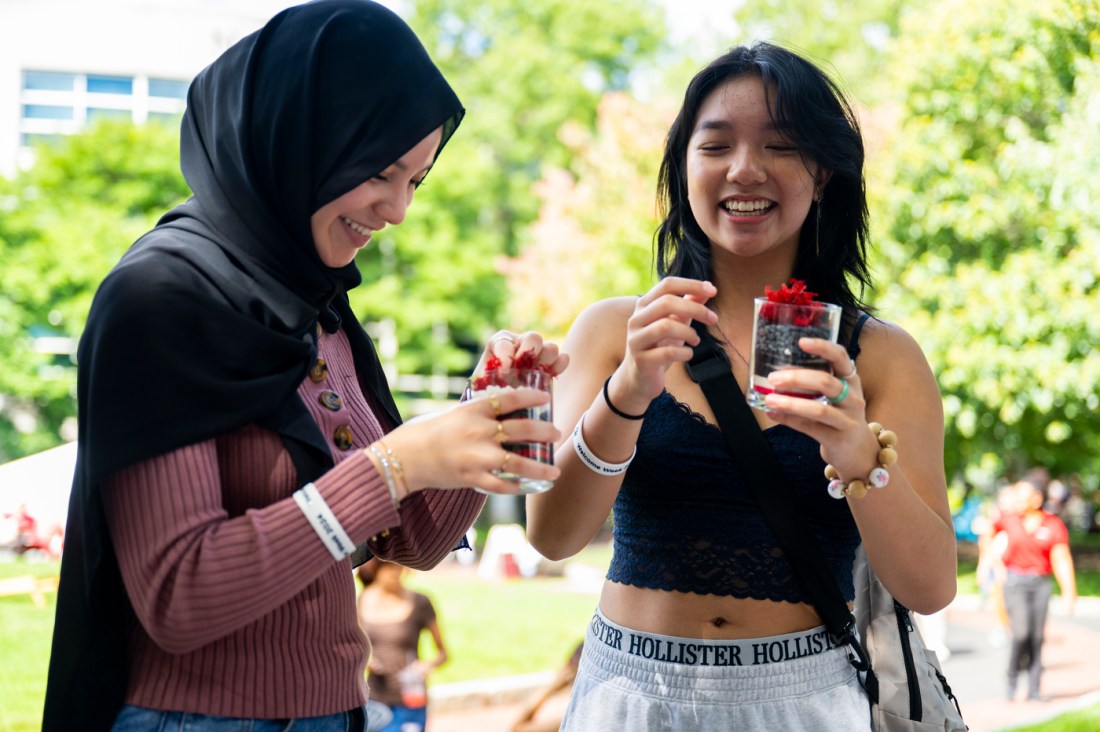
[853,547,968,731]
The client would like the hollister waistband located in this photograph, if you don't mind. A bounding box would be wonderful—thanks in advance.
[589,608,841,668]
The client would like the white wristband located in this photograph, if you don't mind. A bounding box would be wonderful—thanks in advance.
[292,482,356,561]
[571,411,635,476]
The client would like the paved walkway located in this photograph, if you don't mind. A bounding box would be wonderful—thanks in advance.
[425,595,1100,732]
[933,595,1100,731]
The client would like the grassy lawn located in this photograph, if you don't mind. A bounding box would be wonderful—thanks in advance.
[0,559,60,732]
[405,542,611,686]
[1005,701,1100,731]
[405,570,596,685]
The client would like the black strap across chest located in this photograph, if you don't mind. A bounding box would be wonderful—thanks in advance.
[684,318,879,702]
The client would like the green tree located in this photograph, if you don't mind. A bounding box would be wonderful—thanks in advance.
[871,0,1100,484]
[503,92,677,337]
[876,0,1100,273]
[0,119,189,460]
[348,0,666,375]
[734,0,927,105]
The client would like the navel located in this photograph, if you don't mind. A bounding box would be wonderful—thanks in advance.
[711,617,727,628]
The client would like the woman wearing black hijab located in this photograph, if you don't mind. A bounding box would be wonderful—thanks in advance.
[43,2,564,730]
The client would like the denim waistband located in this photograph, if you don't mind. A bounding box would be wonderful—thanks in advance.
[111,704,366,732]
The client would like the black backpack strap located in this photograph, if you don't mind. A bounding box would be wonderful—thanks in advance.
[846,312,871,360]
[684,322,878,702]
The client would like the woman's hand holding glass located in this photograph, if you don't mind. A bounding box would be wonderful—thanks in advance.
[374,388,560,497]
[368,331,567,497]
[467,331,568,493]
[761,337,880,481]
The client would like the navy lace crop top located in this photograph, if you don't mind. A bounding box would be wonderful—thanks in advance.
[606,317,869,603]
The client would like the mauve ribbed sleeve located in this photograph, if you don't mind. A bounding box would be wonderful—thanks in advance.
[312,452,485,568]
[97,326,487,716]
[102,440,398,654]
[369,487,484,569]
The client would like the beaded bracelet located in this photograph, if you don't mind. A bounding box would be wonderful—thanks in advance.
[824,422,898,499]
[572,411,636,476]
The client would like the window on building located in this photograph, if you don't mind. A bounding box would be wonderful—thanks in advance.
[149,78,189,100]
[22,104,75,120]
[18,70,189,154]
[20,132,64,148]
[148,111,184,126]
[87,108,132,121]
[87,75,133,95]
[22,71,75,92]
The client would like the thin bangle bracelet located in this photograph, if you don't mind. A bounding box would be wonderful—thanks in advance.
[602,376,647,420]
[366,444,402,508]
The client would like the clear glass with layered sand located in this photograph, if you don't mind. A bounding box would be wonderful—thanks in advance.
[465,368,554,493]
[746,298,842,410]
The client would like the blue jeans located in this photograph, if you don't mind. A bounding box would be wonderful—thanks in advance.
[111,704,366,731]
[376,705,426,732]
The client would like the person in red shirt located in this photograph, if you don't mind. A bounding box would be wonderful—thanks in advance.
[994,477,1078,701]
[15,504,37,554]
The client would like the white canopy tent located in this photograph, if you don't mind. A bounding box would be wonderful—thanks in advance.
[0,441,76,533]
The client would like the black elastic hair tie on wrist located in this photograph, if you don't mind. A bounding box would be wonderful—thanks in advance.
[603,376,647,420]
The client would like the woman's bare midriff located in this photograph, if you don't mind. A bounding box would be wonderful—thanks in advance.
[599,580,846,639]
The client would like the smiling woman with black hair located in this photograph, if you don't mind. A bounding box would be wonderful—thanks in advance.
[43,2,564,730]
[527,42,956,730]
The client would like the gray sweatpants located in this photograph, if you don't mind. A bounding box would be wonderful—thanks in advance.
[561,608,873,732]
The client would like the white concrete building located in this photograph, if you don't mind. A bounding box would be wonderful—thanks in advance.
[0,0,304,175]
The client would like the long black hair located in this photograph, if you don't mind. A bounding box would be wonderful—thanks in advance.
[656,42,871,321]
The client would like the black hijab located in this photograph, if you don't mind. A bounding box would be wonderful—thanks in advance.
[43,2,464,728]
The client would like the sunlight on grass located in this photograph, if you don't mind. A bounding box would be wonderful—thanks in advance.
[406,565,600,686]
[1004,701,1100,731]
[0,559,59,732]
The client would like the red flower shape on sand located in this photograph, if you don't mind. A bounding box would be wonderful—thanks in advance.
[470,352,554,390]
[760,279,821,326]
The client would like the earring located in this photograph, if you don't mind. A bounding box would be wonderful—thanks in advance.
[814,191,824,258]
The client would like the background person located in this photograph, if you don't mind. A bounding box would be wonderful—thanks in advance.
[511,641,584,732]
[527,41,956,730]
[974,483,1017,646]
[43,2,563,730]
[996,477,1078,701]
[357,559,448,732]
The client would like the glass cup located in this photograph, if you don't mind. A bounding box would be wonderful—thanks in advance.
[465,367,554,494]
[396,662,427,708]
[746,297,842,410]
